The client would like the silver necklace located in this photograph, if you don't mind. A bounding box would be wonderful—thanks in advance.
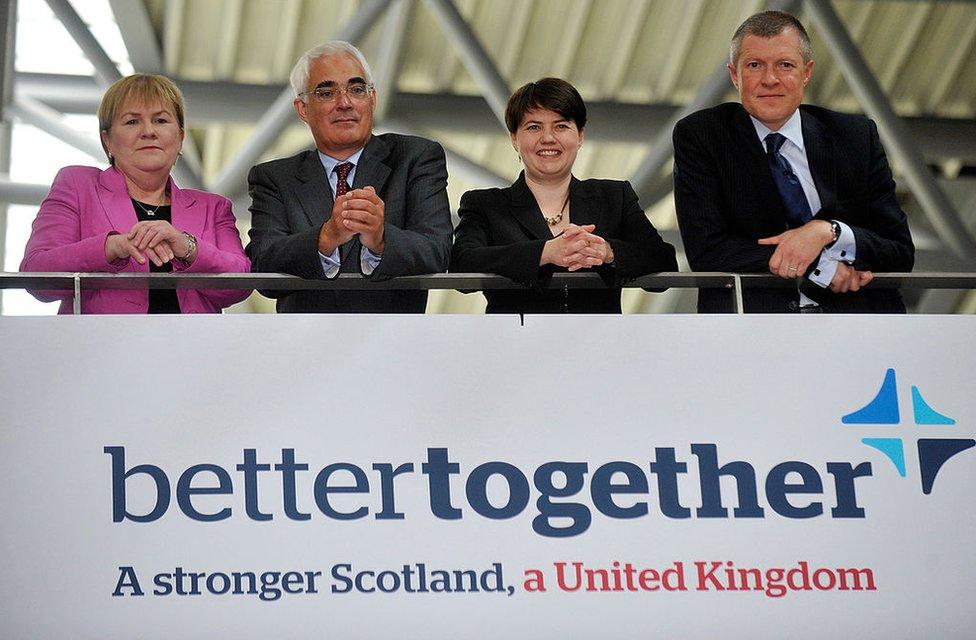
[133,199,164,217]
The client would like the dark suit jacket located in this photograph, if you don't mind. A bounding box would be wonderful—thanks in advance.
[451,173,678,314]
[245,133,453,312]
[673,103,914,313]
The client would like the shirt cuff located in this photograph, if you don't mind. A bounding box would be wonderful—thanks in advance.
[318,248,341,279]
[360,246,382,275]
[808,253,840,288]
[824,220,856,262]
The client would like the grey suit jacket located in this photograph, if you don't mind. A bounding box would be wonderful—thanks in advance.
[246,133,453,312]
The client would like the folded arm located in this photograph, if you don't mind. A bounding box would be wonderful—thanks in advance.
[451,191,549,288]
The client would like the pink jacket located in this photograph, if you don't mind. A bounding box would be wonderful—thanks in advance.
[21,165,251,314]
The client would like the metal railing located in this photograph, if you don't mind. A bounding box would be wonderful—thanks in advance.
[2,272,975,314]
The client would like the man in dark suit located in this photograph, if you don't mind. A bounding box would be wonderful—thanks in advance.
[673,11,914,313]
[246,41,452,312]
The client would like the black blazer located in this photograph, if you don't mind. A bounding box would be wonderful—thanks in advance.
[673,103,914,313]
[451,173,678,314]
[246,133,453,313]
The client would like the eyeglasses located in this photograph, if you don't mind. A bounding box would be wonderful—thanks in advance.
[299,82,374,103]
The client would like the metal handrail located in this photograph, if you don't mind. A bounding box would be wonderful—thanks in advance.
[2,271,975,314]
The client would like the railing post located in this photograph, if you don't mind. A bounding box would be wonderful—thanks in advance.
[733,275,745,315]
[73,273,81,314]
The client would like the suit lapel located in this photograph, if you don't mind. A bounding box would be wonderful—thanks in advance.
[96,167,139,233]
[169,177,204,239]
[732,105,790,229]
[568,176,600,228]
[296,150,334,230]
[800,108,838,210]
[508,172,556,240]
[352,134,392,193]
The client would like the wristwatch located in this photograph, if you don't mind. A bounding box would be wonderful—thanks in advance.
[827,220,841,247]
[179,232,197,262]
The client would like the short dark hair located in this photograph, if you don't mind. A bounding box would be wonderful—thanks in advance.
[504,78,587,134]
[730,10,812,65]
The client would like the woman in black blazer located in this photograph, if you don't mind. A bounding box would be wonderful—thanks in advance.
[451,78,677,313]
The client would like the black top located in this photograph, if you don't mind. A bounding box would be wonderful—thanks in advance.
[451,173,678,314]
[132,199,181,314]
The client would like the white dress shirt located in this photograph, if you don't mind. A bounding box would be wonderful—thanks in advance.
[750,110,856,303]
[317,148,382,278]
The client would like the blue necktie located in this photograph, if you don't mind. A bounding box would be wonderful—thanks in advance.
[765,133,812,227]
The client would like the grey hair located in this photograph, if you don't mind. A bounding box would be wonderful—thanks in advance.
[289,41,374,99]
[730,10,813,66]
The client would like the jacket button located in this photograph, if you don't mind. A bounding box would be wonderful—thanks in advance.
[787,300,799,310]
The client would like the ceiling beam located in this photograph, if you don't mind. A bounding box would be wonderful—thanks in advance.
[805,0,976,258]
[628,0,802,206]
[421,0,510,128]
[7,95,104,160]
[269,1,302,79]
[20,73,976,164]
[0,176,50,205]
[654,0,705,98]
[0,0,16,116]
[107,0,162,73]
[106,0,203,185]
[926,12,976,112]
[373,0,412,121]
[45,0,203,187]
[547,0,591,80]
[44,0,121,86]
[0,0,16,288]
[214,0,244,79]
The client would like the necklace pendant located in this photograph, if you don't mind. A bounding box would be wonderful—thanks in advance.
[545,212,563,227]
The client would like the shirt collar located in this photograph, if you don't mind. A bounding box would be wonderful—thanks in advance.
[317,146,365,175]
[749,109,805,153]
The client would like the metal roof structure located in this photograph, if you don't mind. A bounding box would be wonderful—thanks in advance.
[2,0,976,313]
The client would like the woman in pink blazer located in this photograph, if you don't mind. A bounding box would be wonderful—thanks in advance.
[20,74,250,314]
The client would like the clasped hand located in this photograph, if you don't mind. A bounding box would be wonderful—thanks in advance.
[104,220,190,267]
[829,262,873,292]
[318,186,385,255]
[541,224,613,271]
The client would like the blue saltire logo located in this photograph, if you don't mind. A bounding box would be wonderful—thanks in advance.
[842,368,974,494]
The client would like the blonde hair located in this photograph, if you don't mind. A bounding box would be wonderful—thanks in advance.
[98,74,186,162]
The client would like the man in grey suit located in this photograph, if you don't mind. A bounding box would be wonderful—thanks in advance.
[246,41,452,312]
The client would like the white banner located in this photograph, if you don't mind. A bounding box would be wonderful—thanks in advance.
[1,315,974,638]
